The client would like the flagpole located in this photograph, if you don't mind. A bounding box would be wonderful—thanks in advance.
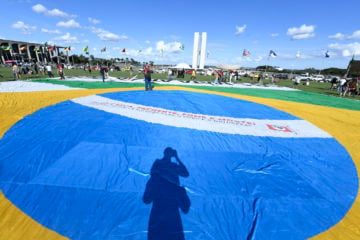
[344,53,354,78]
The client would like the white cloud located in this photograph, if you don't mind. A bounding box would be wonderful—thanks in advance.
[32,4,46,13]
[287,24,315,40]
[270,33,279,37]
[145,40,151,44]
[235,24,247,35]
[54,32,79,44]
[41,28,61,34]
[328,33,345,40]
[127,47,153,56]
[32,4,75,18]
[88,27,128,41]
[11,21,37,34]
[99,32,126,41]
[347,30,360,40]
[156,41,182,53]
[328,42,360,57]
[88,17,100,24]
[57,19,81,28]
[83,39,90,43]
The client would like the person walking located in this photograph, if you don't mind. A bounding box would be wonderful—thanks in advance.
[144,64,153,91]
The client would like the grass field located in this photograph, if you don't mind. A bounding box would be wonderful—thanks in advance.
[1,66,359,100]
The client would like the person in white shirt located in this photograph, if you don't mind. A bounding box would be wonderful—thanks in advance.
[46,64,54,78]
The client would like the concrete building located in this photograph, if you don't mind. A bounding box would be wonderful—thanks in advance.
[192,32,207,69]
[0,39,64,64]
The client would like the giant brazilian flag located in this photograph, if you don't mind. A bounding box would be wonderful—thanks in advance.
[0,86,359,240]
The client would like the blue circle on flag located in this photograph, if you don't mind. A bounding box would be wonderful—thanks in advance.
[0,90,357,240]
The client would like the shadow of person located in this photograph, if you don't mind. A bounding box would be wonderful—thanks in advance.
[143,147,190,240]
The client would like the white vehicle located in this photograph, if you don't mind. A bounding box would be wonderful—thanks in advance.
[237,70,248,76]
[295,73,310,82]
[196,69,206,75]
[310,74,325,82]
[205,68,214,76]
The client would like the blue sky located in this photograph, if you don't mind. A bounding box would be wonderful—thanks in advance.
[1,0,360,69]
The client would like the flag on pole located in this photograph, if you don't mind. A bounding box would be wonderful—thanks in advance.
[64,46,71,51]
[48,46,55,51]
[296,51,301,58]
[3,46,12,51]
[269,50,277,57]
[34,46,40,51]
[243,49,250,57]
[101,47,106,52]
[179,43,185,50]
[19,46,26,51]
[325,50,330,58]
[44,42,48,47]
[83,46,89,54]
[121,48,126,53]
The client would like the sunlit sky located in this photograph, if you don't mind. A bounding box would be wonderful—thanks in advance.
[1,0,360,69]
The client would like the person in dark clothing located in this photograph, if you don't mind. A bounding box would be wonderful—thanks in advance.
[100,65,106,82]
[34,63,39,74]
[144,64,153,91]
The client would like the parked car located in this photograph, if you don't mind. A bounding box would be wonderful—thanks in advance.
[274,73,288,79]
[196,69,205,75]
[295,73,311,82]
[310,74,325,82]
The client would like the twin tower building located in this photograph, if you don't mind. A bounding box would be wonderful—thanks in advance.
[192,32,207,69]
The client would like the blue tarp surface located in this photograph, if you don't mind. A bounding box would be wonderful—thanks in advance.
[0,90,357,239]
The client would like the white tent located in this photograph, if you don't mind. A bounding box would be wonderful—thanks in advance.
[216,64,241,70]
[174,63,191,69]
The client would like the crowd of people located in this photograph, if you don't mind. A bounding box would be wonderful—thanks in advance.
[331,77,359,97]
[5,62,360,97]
[10,61,65,80]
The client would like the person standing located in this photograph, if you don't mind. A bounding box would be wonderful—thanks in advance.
[191,69,196,80]
[144,64,153,91]
[34,62,39,75]
[46,64,54,78]
[100,65,106,82]
[213,70,219,84]
[58,63,65,80]
[12,63,21,80]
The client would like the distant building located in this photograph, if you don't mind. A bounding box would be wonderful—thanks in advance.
[0,39,64,64]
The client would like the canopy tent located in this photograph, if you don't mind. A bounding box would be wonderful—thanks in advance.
[173,63,191,69]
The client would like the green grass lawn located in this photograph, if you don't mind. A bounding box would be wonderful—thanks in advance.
[1,66,359,100]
